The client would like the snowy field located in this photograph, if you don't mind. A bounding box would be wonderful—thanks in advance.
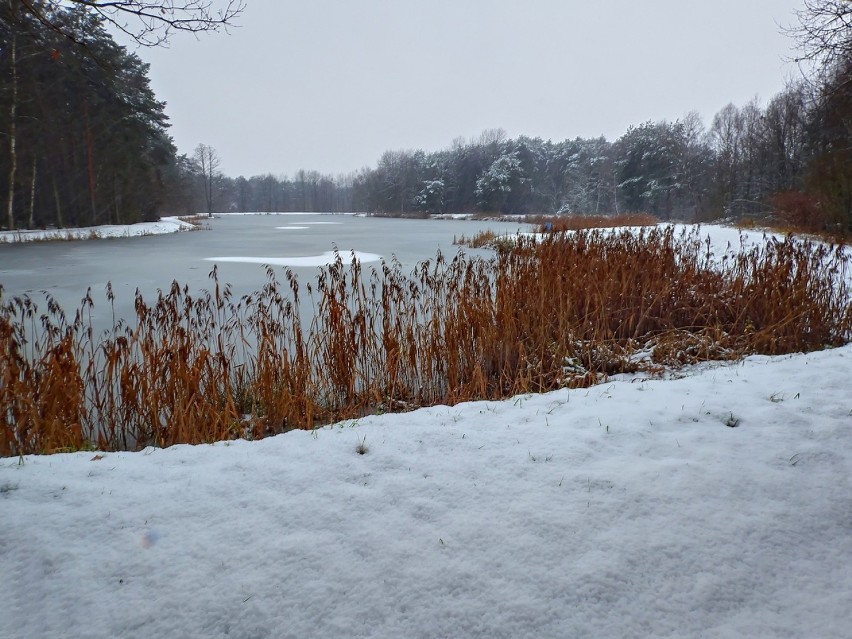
[2,346,851,638]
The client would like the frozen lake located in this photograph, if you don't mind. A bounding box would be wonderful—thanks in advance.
[0,214,530,332]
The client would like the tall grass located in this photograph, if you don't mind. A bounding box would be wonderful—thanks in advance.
[2,226,850,456]
[529,213,659,232]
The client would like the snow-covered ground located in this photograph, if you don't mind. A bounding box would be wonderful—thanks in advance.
[2,346,851,638]
[517,222,788,250]
[0,216,197,243]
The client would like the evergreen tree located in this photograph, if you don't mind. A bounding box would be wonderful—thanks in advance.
[1,2,180,228]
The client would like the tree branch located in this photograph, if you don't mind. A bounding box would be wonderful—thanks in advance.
[18,0,246,47]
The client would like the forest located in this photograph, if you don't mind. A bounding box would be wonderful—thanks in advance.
[1,1,850,232]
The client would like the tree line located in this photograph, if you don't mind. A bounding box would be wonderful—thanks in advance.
[348,68,849,232]
[2,1,850,232]
[1,1,182,230]
[208,1,851,233]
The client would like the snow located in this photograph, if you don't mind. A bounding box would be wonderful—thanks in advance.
[216,211,360,217]
[431,213,477,220]
[3,346,852,638]
[514,223,831,265]
[518,223,785,245]
[272,222,343,230]
[0,213,358,244]
[0,216,196,243]
[204,250,383,268]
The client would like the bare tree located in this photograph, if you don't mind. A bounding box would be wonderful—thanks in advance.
[789,0,852,72]
[19,0,245,47]
[193,143,220,217]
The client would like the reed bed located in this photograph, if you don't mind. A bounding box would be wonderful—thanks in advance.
[529,213,659,232]
[2,226,850,456]
[453,229,502,248]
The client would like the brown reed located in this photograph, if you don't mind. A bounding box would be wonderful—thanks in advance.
[530,213,659,232]
[2,226,850,456]
[453,229,503,248]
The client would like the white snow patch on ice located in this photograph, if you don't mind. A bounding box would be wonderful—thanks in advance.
[274,226,310,230]
[205,250,382,267]
[215,211,359,217]
[431,213,477,220]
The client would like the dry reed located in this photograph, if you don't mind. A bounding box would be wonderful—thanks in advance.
[2,226,850,456]
[530,213,659,232]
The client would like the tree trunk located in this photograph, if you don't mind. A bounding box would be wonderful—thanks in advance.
[206,166,213,217]
[28,156,36,228]
[6,25,17,230]
[83,99,98,224]
[52,172,63,228]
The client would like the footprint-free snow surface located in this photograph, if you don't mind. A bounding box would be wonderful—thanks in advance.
[2,347,851,638]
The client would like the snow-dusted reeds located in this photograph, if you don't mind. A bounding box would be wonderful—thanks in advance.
[2,226,850,456]
[529,212,659,232]
[454,213,659,248]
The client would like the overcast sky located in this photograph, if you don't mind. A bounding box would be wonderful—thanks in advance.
[133,0,806,178]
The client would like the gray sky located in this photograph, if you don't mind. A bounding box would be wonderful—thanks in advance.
[134,0,806,178]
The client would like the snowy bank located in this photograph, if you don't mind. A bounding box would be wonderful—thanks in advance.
[0,216,196,244]
[516,223,787,250]
[2,346,851,638]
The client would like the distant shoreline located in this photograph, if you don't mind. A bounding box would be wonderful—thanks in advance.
[0,216,197,245]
